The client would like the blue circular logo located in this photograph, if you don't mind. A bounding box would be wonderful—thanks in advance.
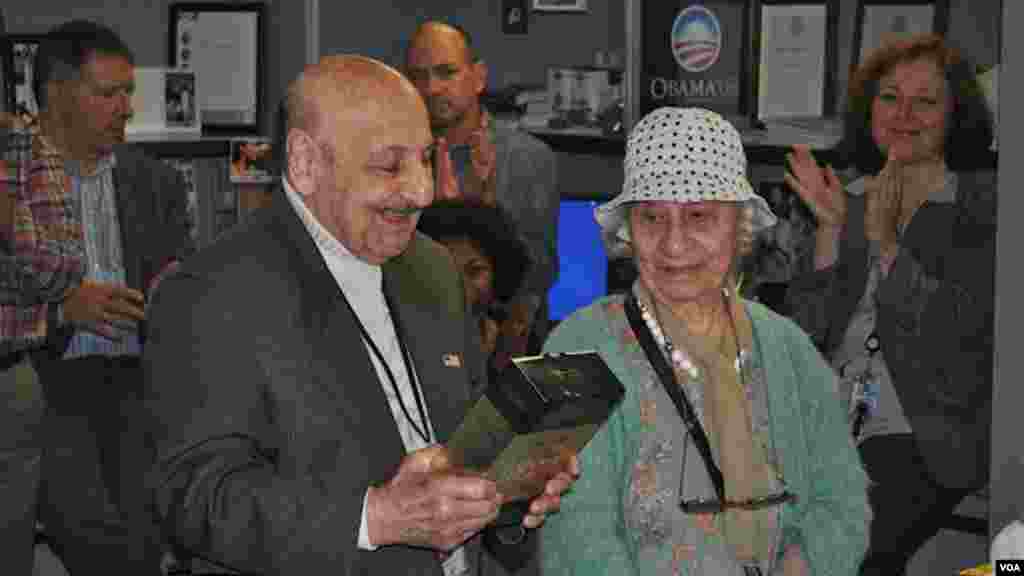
[672,5,722,73]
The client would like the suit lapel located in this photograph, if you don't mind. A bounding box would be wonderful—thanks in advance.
[384,243,469,443]
[112,146,142,291]
[270,191,408,464]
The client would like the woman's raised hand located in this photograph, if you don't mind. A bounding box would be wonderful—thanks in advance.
[784,144,846,229]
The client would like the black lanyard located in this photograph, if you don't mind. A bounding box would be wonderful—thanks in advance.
[624,293,725,500]
[338,280,432,446]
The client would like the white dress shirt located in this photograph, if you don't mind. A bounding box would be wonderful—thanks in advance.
[282,179,467,574]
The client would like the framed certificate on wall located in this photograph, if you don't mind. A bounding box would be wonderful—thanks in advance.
[752,0,838,119]
[169,2,265,134]
[853,0,949,66]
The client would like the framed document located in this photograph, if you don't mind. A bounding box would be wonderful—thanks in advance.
[853,0,949,66]
[169,2,264,134]
[2,35,44,122]
[532,0,588,12]
[753,0,837,119]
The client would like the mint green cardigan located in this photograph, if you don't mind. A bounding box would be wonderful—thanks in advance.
[540,295,870,575]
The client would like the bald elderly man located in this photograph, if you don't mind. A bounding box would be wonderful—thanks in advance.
[143,55,577,575]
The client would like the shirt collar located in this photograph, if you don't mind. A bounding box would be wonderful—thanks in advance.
[281,177,382,283]
[35,126,117,178]
[66,153,116,179]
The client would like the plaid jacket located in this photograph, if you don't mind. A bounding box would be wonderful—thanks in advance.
[0,123,86,355]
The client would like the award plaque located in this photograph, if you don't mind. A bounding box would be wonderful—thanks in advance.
[446,351,625,524]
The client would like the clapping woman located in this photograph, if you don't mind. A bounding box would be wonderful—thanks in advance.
[784,34,995,575]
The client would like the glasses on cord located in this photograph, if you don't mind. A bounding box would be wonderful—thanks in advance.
[678,291,798,515]
[680,491,797,515]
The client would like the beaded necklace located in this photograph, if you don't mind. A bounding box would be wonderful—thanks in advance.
[637,286,746,381]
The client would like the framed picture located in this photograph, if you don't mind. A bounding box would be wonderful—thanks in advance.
[634,0,755,125]
[228,137,274,183]
[752,0,838,119]
[164,70,197,128]
[852,0,949,66]
[169,2,264,134]
[2,35,44,122]
[532,0,588,12]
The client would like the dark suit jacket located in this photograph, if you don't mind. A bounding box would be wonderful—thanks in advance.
[787,170,996,491]
[144,188,509,575]
[35,143,192,361]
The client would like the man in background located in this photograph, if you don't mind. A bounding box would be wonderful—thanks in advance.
[405,21,559,362]
[0,19,191,574]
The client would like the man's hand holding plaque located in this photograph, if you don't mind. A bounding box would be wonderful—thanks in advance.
[446,351,624,527]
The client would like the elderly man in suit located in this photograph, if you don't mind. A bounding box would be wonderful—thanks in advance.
[144,54,577,575]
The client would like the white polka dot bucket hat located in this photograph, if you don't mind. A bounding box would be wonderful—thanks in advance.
[596,107,776,242]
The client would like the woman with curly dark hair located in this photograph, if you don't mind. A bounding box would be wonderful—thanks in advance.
[417,199,530,369]
[785,34,995,575]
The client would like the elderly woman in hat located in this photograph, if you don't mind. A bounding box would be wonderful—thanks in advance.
[539,107,869,576]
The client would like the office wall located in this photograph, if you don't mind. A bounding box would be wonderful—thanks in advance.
[316,2,627,199]
[6,0,999,139]
[318,2,625,90]
[4,0,165,64]
[4,0,305,135]
[833,0,1001,114]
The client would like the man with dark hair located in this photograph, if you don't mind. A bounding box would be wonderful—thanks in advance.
[0,19,191,574]
[417,199,530,373]
[405,21,559,361]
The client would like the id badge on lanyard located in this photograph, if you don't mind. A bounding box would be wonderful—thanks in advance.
[850,331,881,438]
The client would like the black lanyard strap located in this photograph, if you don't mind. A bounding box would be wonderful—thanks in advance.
[339,283,432,446]
[624,293,725,500]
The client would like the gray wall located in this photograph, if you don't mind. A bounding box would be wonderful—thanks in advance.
[5,0,165,64]
[990,0,1021,539]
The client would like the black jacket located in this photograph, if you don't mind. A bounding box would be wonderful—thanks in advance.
[787,170,997,491]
